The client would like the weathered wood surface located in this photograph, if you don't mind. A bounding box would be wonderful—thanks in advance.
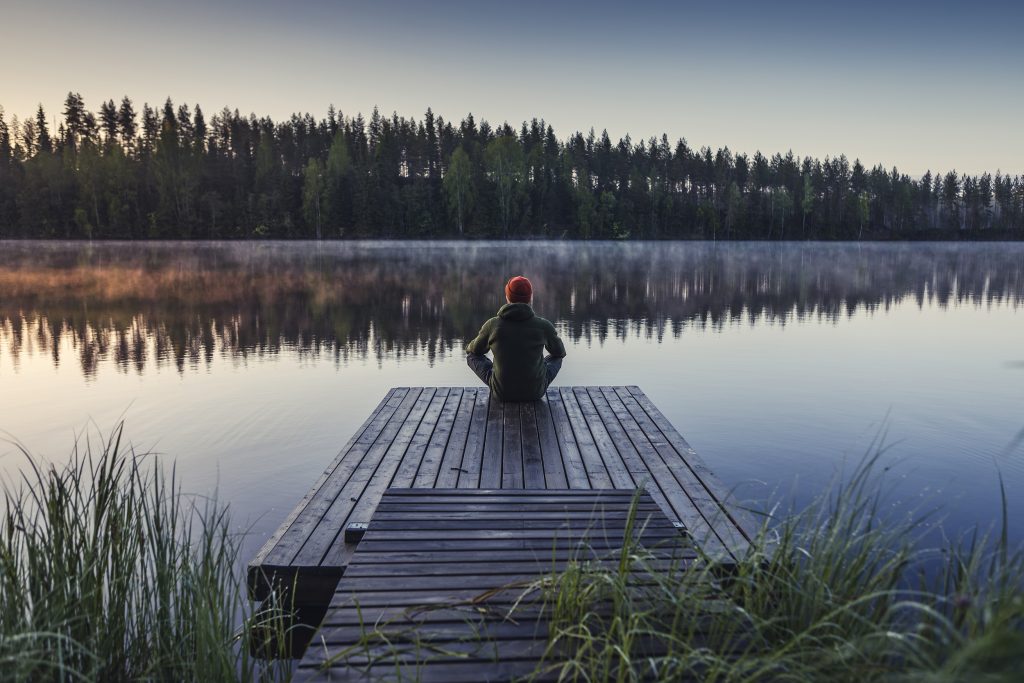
[248,386,758,602]
[297,489,694,682]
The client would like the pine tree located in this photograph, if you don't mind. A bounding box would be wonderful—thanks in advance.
[99,99,118,147]
[978,173,992,229]
[62,92,87,151]
[35,105,51,153]
[942,171,960,229]
[424,108,440,178]
[0,107,10,165]
[193,106,207,154]
[141,104,158,155]
[919,171,932,228]
[118,97,138,151]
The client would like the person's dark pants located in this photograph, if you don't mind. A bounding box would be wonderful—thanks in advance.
[465,354,562,394]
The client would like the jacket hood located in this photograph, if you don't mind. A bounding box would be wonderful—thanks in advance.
[497,302,535,322]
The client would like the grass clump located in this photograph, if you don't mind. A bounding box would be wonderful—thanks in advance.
[531,456,1024,682]
[0,424,290,682]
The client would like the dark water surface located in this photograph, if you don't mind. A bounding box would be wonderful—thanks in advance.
[2,240,1023,557]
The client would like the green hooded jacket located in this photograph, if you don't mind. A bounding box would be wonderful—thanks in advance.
[466,303,566,401]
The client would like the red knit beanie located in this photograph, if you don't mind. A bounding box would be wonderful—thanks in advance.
[505,275,533,303]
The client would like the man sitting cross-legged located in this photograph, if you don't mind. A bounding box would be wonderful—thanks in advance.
[465,275,566,402]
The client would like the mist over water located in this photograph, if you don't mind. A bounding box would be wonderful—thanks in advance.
[2,240,1022,557]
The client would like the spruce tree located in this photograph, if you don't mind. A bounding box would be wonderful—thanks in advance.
[35,105,51,153]
[118,97,138,151]
[99,100,118,147]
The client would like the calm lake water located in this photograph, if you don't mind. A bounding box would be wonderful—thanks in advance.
[2,240,1023,558]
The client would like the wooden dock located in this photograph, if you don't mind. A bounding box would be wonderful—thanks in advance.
[249,386,758,604]
[297,488,696,682]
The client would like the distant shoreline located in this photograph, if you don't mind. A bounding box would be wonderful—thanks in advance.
[2,98,1020,242]
[2,233,1023,243]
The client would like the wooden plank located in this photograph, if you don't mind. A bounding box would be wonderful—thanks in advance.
[412,388,463,487]
[382,488,642,497]
[627,386,761,540]
[305,645,558,674]
[369,508,661,518]
[366,517,676,530]
[534,398,568,488]
[247,388,397,591]
[316,602,656,627]
[300,655,552,683]
[300,488,694,682]
[371,491,646,502]
[345,548,696,565]
[315,621,551,645]
[305,634,551,657]
[370,507,660,517]
[558,386,615,488]
[370,502,662,512]
[478,392,504,488]
[327,587,542,608]
[619,386,750,551]
[455,389,489,488]
[250,388,399,578]
[346,528,680,542]
[431,387,476,488]
[603,387,725,553]
[573,387,635,488]
[366,511,672,523]
[390,388,449,488]
[520,403,546,488]
[616,387,748,557]
[330,576,568,593]
[352,540,679,557]
[318,606,558,626]
[316,389,440,566]
[501,402,524,488]
[257,388,411,572]
[586,387,653,478]
[341,559,685,577]
[588,386,683,525]
[545,387,597,488]
[289,388,426,567]
[373,507,635,515]
[592,386,715,542]
[301,661,554,683]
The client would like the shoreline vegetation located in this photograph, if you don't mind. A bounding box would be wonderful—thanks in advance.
[340,457,1024,682]
[524,458,1024,682]
[1,95,1022,242]
[0,425,290,682]
[2,427,1022,681]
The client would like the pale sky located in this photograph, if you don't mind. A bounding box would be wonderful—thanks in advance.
[2,0,1021,175]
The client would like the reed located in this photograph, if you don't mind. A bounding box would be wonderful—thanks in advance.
[529,455,1024,682]
[0,424,291,682]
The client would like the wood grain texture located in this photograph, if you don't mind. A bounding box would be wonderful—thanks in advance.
[249,386,754,605]
[297,489,690,682]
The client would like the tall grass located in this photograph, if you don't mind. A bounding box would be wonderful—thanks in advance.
[529,455,1024,682]
[0,424,290,682]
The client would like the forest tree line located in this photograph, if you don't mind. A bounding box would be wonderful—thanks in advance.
[0,93,1022,240]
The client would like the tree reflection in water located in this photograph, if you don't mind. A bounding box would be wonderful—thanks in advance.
[2,241,1021,378]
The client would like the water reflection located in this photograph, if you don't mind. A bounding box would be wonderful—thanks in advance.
[1,241,1022,378]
